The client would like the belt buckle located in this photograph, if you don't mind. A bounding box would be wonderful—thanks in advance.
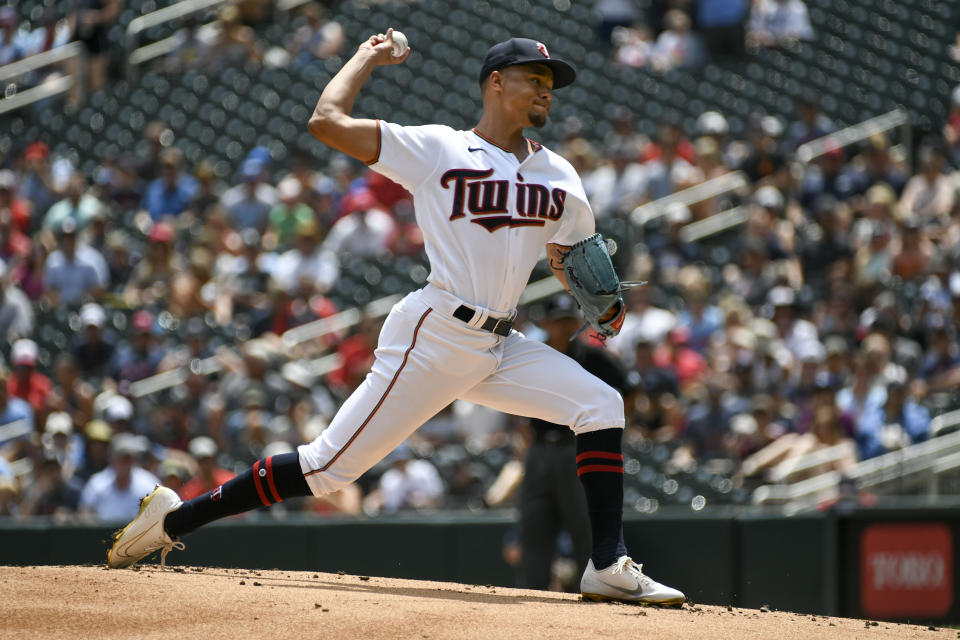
[491,318,511,337]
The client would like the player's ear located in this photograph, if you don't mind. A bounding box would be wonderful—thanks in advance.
[488,70,504,94]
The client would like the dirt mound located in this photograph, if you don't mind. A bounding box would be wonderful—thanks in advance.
[0,565,950,639]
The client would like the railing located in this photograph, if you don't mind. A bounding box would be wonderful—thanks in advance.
[0,42,85,116]
[678,205,749,243]
[125,0,228,74]
[795,107,911,169]
[753,428,960,513]
[629,171,749,227]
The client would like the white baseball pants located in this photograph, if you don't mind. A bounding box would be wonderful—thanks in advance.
[298,283,624,496]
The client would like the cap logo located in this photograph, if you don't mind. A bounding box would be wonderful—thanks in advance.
[536,42,550,58]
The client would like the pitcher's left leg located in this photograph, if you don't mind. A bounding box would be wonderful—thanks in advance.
[461,333,684,605]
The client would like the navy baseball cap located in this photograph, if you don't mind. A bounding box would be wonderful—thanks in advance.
[479,38,576,89]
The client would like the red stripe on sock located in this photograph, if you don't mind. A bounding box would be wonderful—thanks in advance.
[577,464,625,476]
[252,460,271,506]
[576,451,624,464]
[264,456,282,503]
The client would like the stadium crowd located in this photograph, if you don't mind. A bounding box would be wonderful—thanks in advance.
[0,1,959,525]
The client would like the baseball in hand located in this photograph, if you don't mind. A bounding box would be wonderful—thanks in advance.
[390,31,409,57]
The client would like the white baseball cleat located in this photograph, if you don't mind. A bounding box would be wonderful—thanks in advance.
[580,556,686,607]
[107,486,185,569]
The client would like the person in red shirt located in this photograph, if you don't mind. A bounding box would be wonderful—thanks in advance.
[0,170,31,235]
[7,339,52,423]
[178,436,235,502]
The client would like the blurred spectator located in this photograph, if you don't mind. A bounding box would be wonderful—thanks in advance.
[163,14,211,74]
[49,353,96,429]
[20,448,83,518]
[899,146,955,223]
[0,169,31,237]
[269,176,316,249]
[0,477,18,516]
[746,0,814,48]
[74,0,123,93]
[43,173,107,232]
[683,380,735,461]
[739,114,788,185]
[370,444,444,513]
[26,8,73,57]
[892,217,932,282]
[205,4,262,71]
[919,323,960,392]
[649,10,705,72]
[178,436,235,501]
[0,368,33,458]
[787,92,834,151]
[641,122,699,199]
[79,433,160,521]
[287,2,344,65]
[611,25,653,68]
[0,261,34,343]
[268,220,339,295]
[43,218,108,305]
[140,148,199,222]
[124,222,179,307]
[7,338,52,417]
[595,0,641,49]
[112,310,165,384]
[0,6,29,65]
[697,0,749,58]
[71,303,116,377]
[41,411,83,478]
[322,192,396,258]
[584,140,646,218]
[103,395,135,434]
[944,86,960,168]
[19,142,59,218]
[856,380,930,460]
[220,159,277,232]
[767,286,818,362]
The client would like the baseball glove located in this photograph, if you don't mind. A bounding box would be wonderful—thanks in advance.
[561,233,627,339]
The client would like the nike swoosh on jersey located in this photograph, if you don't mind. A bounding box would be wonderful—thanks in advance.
[467,147,485,152]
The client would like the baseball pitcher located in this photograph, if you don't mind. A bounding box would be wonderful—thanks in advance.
[108,29,684,607]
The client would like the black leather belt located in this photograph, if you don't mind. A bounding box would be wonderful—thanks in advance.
[453,304,513,337]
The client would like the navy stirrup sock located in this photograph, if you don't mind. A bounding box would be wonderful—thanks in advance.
[164,452,311,538]
[576,428,628,570]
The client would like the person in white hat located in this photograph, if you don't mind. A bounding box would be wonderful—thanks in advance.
[8,338,52,415]
[179,436,235,501]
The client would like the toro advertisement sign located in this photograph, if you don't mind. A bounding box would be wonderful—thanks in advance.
[860,523,953,618]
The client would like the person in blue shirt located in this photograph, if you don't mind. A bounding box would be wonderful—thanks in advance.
[140,148,198,222]
[0,369,33,460]
[855,381,931,460]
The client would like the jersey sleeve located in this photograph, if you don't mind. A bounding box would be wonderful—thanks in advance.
[367,121,447,193]
[548,191,595,247]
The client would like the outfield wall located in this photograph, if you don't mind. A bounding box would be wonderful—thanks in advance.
[0,507,955,623]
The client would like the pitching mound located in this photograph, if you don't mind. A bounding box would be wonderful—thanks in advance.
[1,565,951,639]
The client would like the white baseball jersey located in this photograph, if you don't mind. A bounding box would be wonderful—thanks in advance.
[369,122,595,314]
[298,121,622,498]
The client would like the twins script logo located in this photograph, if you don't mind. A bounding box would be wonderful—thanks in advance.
[440,168,567,232]
[536,42,550,58]
[211,486,223,502]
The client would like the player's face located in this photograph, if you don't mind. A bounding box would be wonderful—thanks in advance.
[500,64,554,128]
